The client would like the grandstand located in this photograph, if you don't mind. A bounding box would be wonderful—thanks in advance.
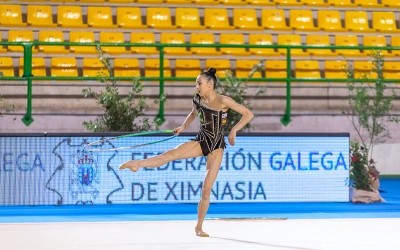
[0,0,400,136]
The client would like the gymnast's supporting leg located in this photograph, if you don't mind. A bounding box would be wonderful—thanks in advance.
[195,148,224,237]
[119,141,203,172]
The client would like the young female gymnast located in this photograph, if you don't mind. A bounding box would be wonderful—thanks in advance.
[119,68,254,237]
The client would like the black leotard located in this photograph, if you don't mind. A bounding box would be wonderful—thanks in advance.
[192,94,227,156]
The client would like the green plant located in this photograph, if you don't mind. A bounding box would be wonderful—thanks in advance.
[216,62,266,132]
[82,45,158,132]
[344,51,398,162]
[350,141,372,191]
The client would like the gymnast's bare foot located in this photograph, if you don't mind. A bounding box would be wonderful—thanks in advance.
[195,227,209,237]
[119,160,139,172]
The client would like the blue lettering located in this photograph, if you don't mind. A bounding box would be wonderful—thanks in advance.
[309,152,319,170]
[235,182,245,200]
[33,154,45,171]
[185,158,196,170]
[131,183,144,201]
[321,152,333,170]
[248,152,262,170]
[172,159,182,171]
[188,182,202,200]
[17,153,30,172]
[221,182,233,200]
[283,153,295,170]
[254,182,267,200]
[335,153,348,170]
[148,182,158,201]
[270,152,282,170]
[3,153,13,172]
[165,182,178,200]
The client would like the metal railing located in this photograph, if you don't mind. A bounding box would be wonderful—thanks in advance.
[1,41,399,127]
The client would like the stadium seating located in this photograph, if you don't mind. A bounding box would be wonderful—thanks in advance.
[318,10,345,32]
[146,8,174,29]
[345,11,373,32]
[117,7,145,29]
[383,62,400,79]
[160,33,190,55]
[300,0,328,6]
[130,33,157,54]
[391,36,400,56]
[381,0,400,7]
[235,60,262,78]
[205,59,231,78]
[82,58,109,77]
[248,34,277,56]
[335,35,362,57]
[190,33,220,55]
[19,57,46,77]
[7,30,34,52]
[353,0,381,7]
[51,58,78,77]
[204,9,234,30]
[99,32,127,54]
[87,6,114,28]
[57,6,85,28]
[69,31,96,54]
[0,5,25,27]
[113,58,141,77]
[175,59,201,78]
[265,61,288,79]
[219,34,248,56]
[372,12,399,33]
[290,10,318,31]
[0,57,14,76]
[144,59,171,77]
[295,60,321,79]
[306,34,336,56]
[233,9,261,30]
[38,31,68,54]
[324,61,348,79]
[326,0,355,7]
[277,34,307,56]
[363,35,391,57]
[175,8,203,29]
[353,61,377,79]
[27,5,56,27]
[261,9,291,30]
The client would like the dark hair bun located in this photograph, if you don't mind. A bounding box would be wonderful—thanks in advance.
[207,68,217,76]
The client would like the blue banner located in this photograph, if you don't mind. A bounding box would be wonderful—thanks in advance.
[0,134,349,205]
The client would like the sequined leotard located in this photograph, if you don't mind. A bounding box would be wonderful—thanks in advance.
[192,94,228,156]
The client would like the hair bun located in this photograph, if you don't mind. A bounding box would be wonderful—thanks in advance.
[207,68,217,76]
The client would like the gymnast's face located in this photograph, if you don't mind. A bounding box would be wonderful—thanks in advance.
[195,75,212,96]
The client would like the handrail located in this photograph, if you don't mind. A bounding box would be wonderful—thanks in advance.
[1,41,400,127]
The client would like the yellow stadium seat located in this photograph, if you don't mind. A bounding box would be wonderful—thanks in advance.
[87,7,115,28]
[130,33,157,54]
[295,60,321,79]
[326,0,355,7]
[0,5,25,26]
[7,30,34,52]
[381,0,400,7]
[99,32,127,54]
[38,30,68,54]
[235,60,262,78]
[137,0,164,2]
[51,0,76,1]
[261,9,291,31]
[109,0,134,2]
[51,58,78,77]
[144,59,171,77]
[265,61,288,79]
[383,62,400,79]
[83,58,109,77]
[220,0,247,5]
[325,61,348,79]
[335,35,362,57]
[19,58,46,77]
[114,58,140,77]
[306,34,336,57]
[318,10,345,32]
[117,7,145,29]
[146,8,174,29]
[57,6,85,28]
[204,9,234,30]
[193,0,219,4]
[165,0,192,3]
[353,0,381,7]
[246,0,275,4]
[372,12,399,33]
[300,0,328,6]
[391,36,400,56]
[69,31,96,54]
[219,34,248,56]
[233,9,262,30]
[27,5,56,27]
[175,59,201,78]
[290,10,318,31]
[345,11,373,32]
[277,34,306,56]
[175,8,203,29]
[80,0,104,2]
[273,0,302,5]
[160,33,189,55]
[0,57,14,76]
[363,35,391,57]
[205,59,231,78]
[190,33,220,55]
[248,34,277,56]
[353,61,377,79]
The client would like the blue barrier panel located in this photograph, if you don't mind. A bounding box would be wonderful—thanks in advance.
[0,133,349,206]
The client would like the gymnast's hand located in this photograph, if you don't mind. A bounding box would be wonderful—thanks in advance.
[228,129,236,146]
[173,126,184,135]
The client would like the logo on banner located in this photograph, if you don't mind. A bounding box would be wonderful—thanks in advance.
[70,151,99,199]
